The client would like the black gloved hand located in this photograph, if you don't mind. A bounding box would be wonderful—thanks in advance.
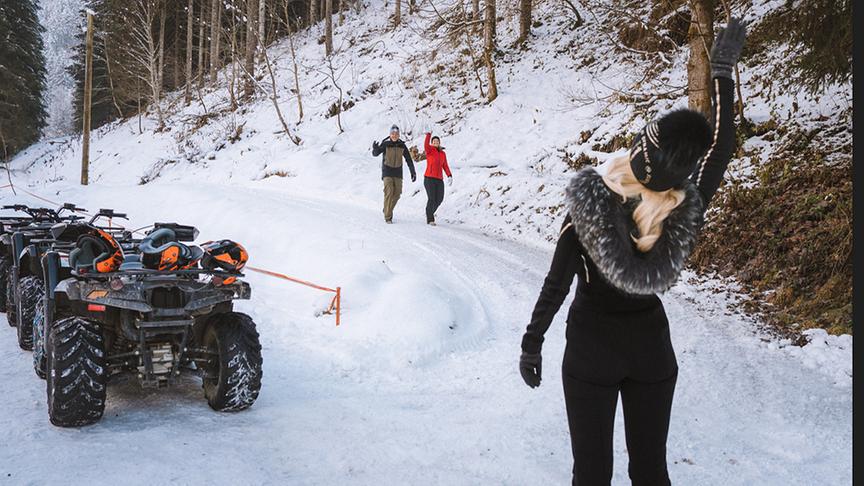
[411,173,417,182]
[710,17,746,79]
[520,352,542,388]
[372,140,380,151]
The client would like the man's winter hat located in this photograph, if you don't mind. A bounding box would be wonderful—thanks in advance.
[629,109,713,191]
[390,124,400,133]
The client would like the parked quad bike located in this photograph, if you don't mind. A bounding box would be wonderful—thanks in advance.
[1,204,87,340]
[29,209,135,376]
[37,221,262,427]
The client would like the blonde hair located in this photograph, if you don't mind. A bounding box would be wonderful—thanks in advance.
[601,156,686,252]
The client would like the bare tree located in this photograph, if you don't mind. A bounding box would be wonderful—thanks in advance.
[325,0,333,55]
[314,56,348,133]
[158,2,166,103]
[173,3,181,88]
[244,0,260,98]
[280,1,304,121]
[227,4,239,109]
[483,0,497,101]
[687,0,713,115]
[185,0,194,103]
[210,0,222,82]
[244,17,302,144]
[258,0,268,61]
[483,0,496,49]
[103,34,126,118]
[309,0,317,25]
[197,0,207,89]
[394,0,401,27]
[517,0,531,44]
[121,0,167,130]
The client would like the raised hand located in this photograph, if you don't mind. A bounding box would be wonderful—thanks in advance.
[710,17,747,79]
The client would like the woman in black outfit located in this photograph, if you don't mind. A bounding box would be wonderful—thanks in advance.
[519,20,746,486]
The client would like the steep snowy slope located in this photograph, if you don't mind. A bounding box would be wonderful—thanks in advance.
[0,0,852,483]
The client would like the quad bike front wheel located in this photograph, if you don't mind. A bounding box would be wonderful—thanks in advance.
[32,301,48,379]
[0,256,10,313]
[5,269,16,327]
[202,312,263,412]
[46,316,107,427]
[17,276,43,350]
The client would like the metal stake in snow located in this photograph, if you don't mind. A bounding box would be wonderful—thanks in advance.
[81,11,94,186]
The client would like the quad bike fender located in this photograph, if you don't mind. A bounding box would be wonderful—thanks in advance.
[60,278,251,313]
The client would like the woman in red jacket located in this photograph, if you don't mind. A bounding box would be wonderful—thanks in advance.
[423,132,453,225]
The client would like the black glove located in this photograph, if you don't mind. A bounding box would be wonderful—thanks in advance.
[372,140,380,151]
[411,173,417,182]
[710,17,746,80]
[520,352,542,388]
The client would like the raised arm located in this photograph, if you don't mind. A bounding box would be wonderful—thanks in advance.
[691,77,736,206]
[424,132,433,154]
[690,18,746,207]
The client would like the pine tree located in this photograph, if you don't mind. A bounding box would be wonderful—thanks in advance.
[0,0,48,157]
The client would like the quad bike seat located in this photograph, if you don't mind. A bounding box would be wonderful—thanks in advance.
[119,254,144,270]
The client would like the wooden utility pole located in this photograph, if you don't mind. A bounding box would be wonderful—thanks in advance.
[81,12,94,186]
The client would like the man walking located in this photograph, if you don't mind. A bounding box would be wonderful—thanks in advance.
[372,125,416,223]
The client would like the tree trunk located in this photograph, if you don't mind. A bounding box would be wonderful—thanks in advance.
[173,4,180,89]
[472,0,480,32]
[338,0,344,25]
[197,0,207,89]
[209,0,221,82]
[687,0,713,115]
[185,0,193,103]
[229,16,238,109]
[156,1,166,129]
[394,0,400,27]
[483,0,496,51]
[102,35,125,118]
[309,0,317,25]
[259,0,267,60]
[244,0,259,99]
[518,0,531,44]
[325,0,333,55]
[483,0,497,102]
[282,0,304,121]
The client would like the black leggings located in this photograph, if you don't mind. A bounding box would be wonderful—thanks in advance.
[424,176,445,223]
[562,371,677,486]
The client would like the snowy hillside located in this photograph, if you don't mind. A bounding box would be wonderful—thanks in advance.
[1,0,852,483]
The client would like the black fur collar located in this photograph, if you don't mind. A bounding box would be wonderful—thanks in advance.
[564,167,705,295]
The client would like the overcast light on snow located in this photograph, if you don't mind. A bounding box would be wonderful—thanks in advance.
[0,0,851,484]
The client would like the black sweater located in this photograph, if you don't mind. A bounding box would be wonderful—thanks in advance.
[522,76,736,355]
[373,138,417,180]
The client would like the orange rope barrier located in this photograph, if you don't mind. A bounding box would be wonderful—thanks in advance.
[246,266,342,326]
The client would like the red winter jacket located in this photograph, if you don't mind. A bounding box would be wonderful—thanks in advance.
[423,133,452,180]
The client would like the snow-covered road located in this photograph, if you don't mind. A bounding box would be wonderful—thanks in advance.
[0,183,852,485]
